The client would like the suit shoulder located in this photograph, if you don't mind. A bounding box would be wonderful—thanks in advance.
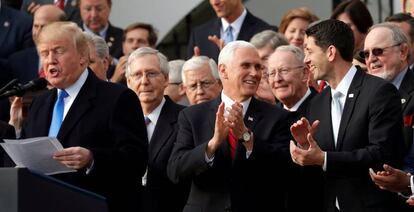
[4,6,32,23]
[192,18,218,33]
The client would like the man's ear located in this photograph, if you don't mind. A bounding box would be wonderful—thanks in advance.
[327,45,336,62]
[218,64,227,79]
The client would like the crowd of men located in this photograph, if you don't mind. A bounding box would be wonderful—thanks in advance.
[2,0,414,212]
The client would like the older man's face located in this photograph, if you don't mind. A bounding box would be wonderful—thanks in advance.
[183,63,221,105]
[364,27,407,81]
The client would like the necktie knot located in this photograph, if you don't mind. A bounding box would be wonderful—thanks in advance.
[58,89,69,100]
[144,116,151,125]
[55,0,65,10]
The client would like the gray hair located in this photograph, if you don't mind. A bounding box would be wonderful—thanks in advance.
[168,59,185,84]
[126,47,169,77]
[250,30,289,50]
[83,32,109,59]
[274,45,305,65]
[218,40,256,66]
[369,23,409,46]
[181,56,219,84]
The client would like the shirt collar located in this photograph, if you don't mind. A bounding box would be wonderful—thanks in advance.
[83,23,109,38]
[391,66,408,89]
[146,97,166,127]
[62,69,88,99]
[221,91,251,116]
[332,65,357,97]
[284,88,311,112]
[221,8,247,37]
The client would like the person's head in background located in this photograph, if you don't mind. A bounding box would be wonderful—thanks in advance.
[331,0,373,53]
[385,13,414,65]
[209,0,244,23]
[267,45,309,110]
[279,7,319,49]
[122,22,158,56]
[250,30,289,104]
[32,5,67,41]
[363,23,410,81]
[164,59,189,105]
[79,0,112,34]
[182,56,222,105]
[83,32,110,80]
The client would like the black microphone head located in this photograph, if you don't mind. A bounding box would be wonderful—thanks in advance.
[26,78,48,91]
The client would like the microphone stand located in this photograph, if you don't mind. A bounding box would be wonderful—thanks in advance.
[0,79,18,96]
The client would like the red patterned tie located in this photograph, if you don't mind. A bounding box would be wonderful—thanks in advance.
[228,129,237,159]
[56,0,64,10]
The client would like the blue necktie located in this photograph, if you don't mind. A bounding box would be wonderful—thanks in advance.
[223,25,234,45]
[48,90,69,137]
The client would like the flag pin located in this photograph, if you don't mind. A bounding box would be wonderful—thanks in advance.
[402,98,406,104]
[248,116,253,122]
[348,93,354,98]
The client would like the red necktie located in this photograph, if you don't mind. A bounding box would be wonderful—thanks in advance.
[56,0,64,10]
[39,67,45,78]
[318,80,326,92]
[228,129,237,159]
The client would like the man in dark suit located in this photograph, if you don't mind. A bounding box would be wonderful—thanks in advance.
[365,23,414,211]
[21,21,148,212]
[20,0,81,25]
[168,41,292,212]
[0,121,15,167]
[267,45,323,212]
[125,47,188,212]
[79,0,122,59]
[290,19,403,212]
[7,4,66,84]
[187,0,273,62]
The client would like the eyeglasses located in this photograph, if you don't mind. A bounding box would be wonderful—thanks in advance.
[359,43,401,59]
[267,66,304,78]
[186,80,216,91]
[128,71,162,81]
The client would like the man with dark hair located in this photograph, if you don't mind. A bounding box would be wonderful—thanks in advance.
[187,0,273,62]
[290,19,403,212]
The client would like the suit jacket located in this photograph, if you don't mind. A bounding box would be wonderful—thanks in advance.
[277,87,324,212]
[104,23,123,59]
[307,67,403,212]
[168,96,293,212]
[142,96,189,212]
[187,10,273,62]
[0,5,34,87]
[20,0,82,25]
[0,121,16,167]
[6,47,39,84]
[21,70,148,212]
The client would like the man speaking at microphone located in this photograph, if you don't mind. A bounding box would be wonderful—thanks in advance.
[20,21,148,212]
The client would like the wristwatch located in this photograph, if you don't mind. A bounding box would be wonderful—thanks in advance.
[240,129,252,142]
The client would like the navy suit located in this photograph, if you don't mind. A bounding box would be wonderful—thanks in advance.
[21,70,148,212]
[307,68,404,212]
[81,23,123,59]
[20,0,82,25]
[141,96,189,212]
[0,5,34,87]
[6,47,39,84]
[187,10,274,62]
[168,97,293,212]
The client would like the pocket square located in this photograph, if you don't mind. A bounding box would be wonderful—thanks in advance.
[404,114,413,127]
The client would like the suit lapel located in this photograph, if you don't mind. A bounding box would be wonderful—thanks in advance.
[244,97,261,130]
[213,18,221,38]
[149,98,175,162]
[0,7,11,50]
[237,10,255,40]
[57,71,95,141]
[315,88,336,151]
[399,68,414,112]
[336,68,363,150]
[39,90,57,136]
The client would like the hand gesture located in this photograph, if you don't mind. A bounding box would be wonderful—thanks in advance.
[290,117,319,149]
[369,164,411,193]
[54,147,93,170]
[290,132,324,166]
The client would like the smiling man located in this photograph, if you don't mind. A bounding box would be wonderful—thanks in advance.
[21,21,148,212]
[168,41,292,212]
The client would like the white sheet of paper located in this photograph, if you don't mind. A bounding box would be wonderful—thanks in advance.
[1,137,76,175]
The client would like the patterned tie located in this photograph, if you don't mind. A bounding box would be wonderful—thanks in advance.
[228,129,237,159]
[331,90,343,147]
[55,0,65,10]
[48,90,69,137]
[144,116,151,126]
[223,25,234,45]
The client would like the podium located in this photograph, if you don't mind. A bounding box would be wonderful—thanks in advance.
[0,168,108,212]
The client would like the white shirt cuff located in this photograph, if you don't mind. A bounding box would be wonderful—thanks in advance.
[322,152,327,171]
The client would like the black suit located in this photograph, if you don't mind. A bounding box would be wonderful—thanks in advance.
[20,0,82,25]
[102,23,123,59]
[141,96,189,212]
[187,10,273,62]
[307,67,403,212]
[168,96,293,212]
[6,47,39,84]
[21,70,148,212]
[277,88,324,212]
[0,121,16,167]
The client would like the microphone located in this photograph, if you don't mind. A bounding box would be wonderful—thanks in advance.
[0,78,48,98]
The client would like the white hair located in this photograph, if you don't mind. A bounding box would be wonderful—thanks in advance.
[181,56,219,84]
[83,32,109,59]
[125,47,169,77]
[218,40,256,66]
[274,45,305,65]
[168,59,185,83]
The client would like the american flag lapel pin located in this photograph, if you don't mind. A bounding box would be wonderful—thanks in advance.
[248,116,253,122]
[348,93,354,98]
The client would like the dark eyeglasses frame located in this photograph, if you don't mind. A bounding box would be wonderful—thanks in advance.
[359,43,401,59]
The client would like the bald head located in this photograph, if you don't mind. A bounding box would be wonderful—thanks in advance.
[33,5,67,40]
